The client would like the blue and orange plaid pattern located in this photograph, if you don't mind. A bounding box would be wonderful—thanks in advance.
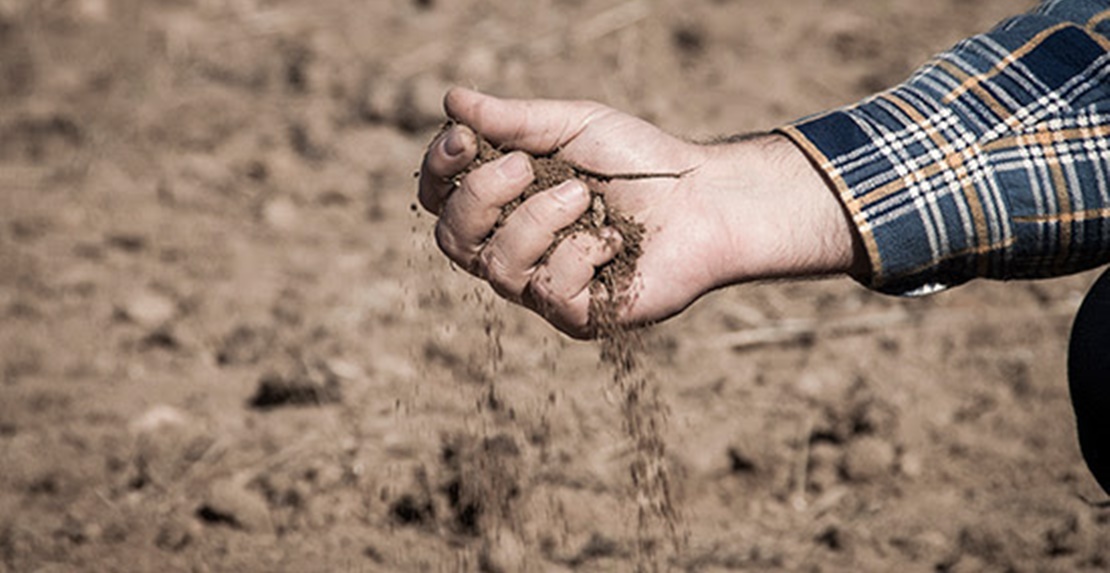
[780,0,1110,295]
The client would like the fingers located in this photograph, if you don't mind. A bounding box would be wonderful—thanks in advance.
[478,180,591,300]
[435,152,534,270]
[526,230,623,337]
[444,87,612,155]
[418,124,478,215]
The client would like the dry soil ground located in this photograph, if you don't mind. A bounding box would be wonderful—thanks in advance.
[3,0,1110,571]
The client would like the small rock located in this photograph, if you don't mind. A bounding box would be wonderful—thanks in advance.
[118,291,176,329]
[840,436,896,482]
[480,529,528,573]
[288,102,333,160]
[215,324,275,366]
[248,366,342,410]
[261,196,299,231]
[31,565,80,573]
[947,554,988,573]
[129,406,213,489]
[454,46,499,87]
[395,74,449,133]
[358,72,401,123]
[807,441,842,492]
[75,0,110,22]
[324,358,365,381]
[898,450,924,478]
[814,524,852,553]
[155,517,196,552]
[386,468,437,528]
[130,405,189,435]
[198,474,273,533]
[794,369,850,401]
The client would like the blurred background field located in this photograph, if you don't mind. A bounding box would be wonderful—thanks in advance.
[3,0,1109,571]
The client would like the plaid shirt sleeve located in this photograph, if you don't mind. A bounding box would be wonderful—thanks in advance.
[778,1,1110,296]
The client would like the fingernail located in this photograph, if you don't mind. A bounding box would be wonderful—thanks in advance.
[443,130,466,157]
[497,153,531,181]
[553,180,585,203]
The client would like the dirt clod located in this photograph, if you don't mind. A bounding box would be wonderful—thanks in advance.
[248,368,342,410]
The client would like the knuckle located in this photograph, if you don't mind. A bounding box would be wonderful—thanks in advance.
[477,245,513,285]
[435,222,472,269]
[433,222,457,258]
[563,235,594,262]
[455,175,485,209]
[529,271,570,308]
[514,199,549,229]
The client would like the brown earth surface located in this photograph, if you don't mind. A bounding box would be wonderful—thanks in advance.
[3,0,1110,572]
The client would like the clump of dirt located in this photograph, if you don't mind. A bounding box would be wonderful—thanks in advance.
[447,128,684,569]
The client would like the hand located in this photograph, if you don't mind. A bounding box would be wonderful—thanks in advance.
[418,88,864,338]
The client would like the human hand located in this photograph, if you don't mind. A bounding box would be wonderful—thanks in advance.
[418,88,864,338]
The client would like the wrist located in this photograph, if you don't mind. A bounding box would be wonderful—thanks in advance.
[696,134,867,285]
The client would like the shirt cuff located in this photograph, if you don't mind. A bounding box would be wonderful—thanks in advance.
[776,114,963,297]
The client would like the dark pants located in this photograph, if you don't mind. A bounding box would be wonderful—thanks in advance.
[1070,267,1110,494]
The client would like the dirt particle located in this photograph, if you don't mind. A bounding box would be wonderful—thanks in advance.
[216,325,276,366]
[198,475,273,533]
[479,529,528,573]
[840,436,896,483]
[154,518,195,553]
[396,75,451,134]
[672,24,707,59]
[248,368,342,410]
[389,493,436,526]
[104,233,146,253]
[116,291,177,330]
[0,111,81,163]
[261,196,301,231]
[727,447,757,474]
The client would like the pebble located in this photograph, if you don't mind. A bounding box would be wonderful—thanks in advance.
[75,0,109,22]
[840,436,896,482]
[794,369,851,401]
[119,291,176,329]
[289,102,334,160]
[807,441,842,492]
[130,404,189,434]
[479,529,528,573]
[200,473,273,533]
[155,516,198,553]
[395,74,450,133]
[898,450,924,478]
[359,72,401,123]
[130,406,213,488]
[454,46,499,87]
[261,196,299,231]
[324,358,365,381]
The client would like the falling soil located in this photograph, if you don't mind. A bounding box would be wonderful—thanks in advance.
[451,128,685,569]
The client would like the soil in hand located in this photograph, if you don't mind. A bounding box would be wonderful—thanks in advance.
[455,128,647,304]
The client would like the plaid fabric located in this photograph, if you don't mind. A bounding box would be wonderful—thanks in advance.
[779,1,1110,295]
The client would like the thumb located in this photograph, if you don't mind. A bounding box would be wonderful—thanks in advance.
[444,87,611,155]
